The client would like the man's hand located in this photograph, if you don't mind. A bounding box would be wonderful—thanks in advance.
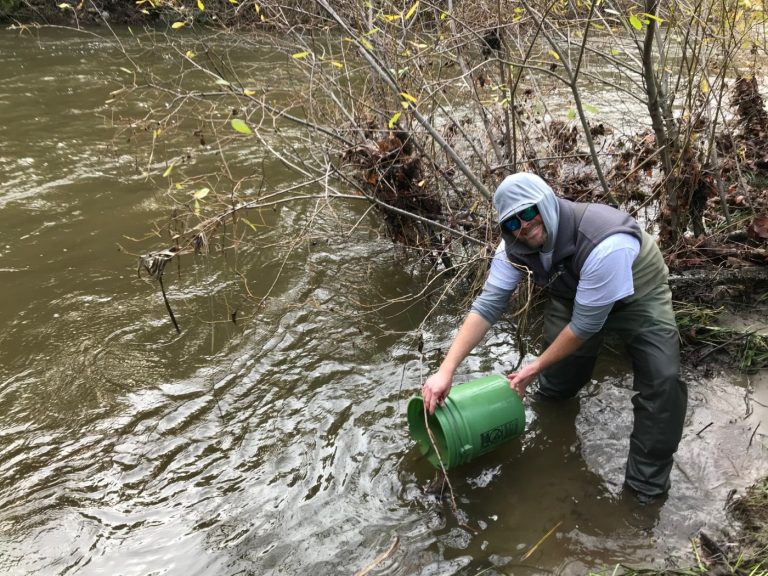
[507,360,542,399]
[422,370,453,414]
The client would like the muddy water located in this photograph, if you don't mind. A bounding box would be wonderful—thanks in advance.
[0,27,766,576]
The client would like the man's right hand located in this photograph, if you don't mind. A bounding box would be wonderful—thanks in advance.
[421,370,453,414]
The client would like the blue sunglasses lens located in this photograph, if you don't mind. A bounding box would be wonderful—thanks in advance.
[502,217,521,233]
[501,205,538,233]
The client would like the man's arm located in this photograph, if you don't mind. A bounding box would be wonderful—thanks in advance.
[421,312,491,413]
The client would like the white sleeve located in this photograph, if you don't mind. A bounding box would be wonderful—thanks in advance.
[575,233,640,306]
[486,240,523,291]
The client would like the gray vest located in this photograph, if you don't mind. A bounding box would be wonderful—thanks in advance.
[503,198,643,300]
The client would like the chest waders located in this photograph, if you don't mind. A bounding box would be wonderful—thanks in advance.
[507,201,688,498]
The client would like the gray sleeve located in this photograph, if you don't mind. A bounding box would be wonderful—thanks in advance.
[570,300,614,339]
[469,282,514,325]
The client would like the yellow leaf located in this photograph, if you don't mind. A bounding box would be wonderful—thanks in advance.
[229,0,238,3]
[700,77,710,93]
[408,41,428,48]
[162,162,175,178]
[175,183,182,190]
[214,78,230,85]
[549,49,560,60]
[399,91,418,104]
[328,60,343,68]
[194,199,201,216]
[243,89,255,96]
[254,3,259,12]
[185,50,196,59]
[365,27,380,36]
[240,217,259,232]
[360,38,373,50]
[642,12,664,24]
[197,0,204,10]
[153,128,162,138]
[405,0,419,19]
[57,2,71,9]
[194,187,210,199]
[380,14,400,22]
[172,21,186,29]
[388,111,401,129]
[292,51,310,59]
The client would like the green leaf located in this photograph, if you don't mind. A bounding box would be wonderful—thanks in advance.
[231,119,252,134]
[388,111,401,129]
[584,103,599,114]
[194,187,210,199]
[292,51,310,59]
[567,108,576,121]
[629,14,643,30]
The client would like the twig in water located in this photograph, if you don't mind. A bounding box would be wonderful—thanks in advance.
[422,404,459,514]
[521,520,563,561]
[353,536,400,576]
[696,422,714,436]
[748,421,761,449]
[158,276,181,334]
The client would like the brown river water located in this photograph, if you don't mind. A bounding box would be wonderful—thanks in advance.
[0,27,767,576]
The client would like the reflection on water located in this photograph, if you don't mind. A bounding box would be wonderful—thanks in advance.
[0,27,766,576]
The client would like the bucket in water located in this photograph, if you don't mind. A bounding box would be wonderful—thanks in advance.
[407,374,525,469]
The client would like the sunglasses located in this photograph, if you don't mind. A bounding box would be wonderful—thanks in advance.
[501,205,540,233]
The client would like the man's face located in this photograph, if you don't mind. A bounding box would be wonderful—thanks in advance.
[512,214,547,249]
[501,205,548,250]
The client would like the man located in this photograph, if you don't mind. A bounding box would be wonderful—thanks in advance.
[422,172,687,500]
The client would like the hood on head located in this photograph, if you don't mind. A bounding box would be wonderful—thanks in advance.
[493,172,560,254]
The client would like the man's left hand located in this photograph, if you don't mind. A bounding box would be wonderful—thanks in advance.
[507,360,542,399]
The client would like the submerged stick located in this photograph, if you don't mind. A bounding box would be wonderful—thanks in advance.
[354,536,400,576]
[422,404,459,514]
[521,520,563,561]
[158,276,181,334]
[696,422,714,436]
[748,421,761,449]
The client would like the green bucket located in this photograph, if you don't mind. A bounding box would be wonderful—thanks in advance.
[407,374,526,469]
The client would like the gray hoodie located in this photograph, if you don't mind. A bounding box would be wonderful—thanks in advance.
[493,172,560,256]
